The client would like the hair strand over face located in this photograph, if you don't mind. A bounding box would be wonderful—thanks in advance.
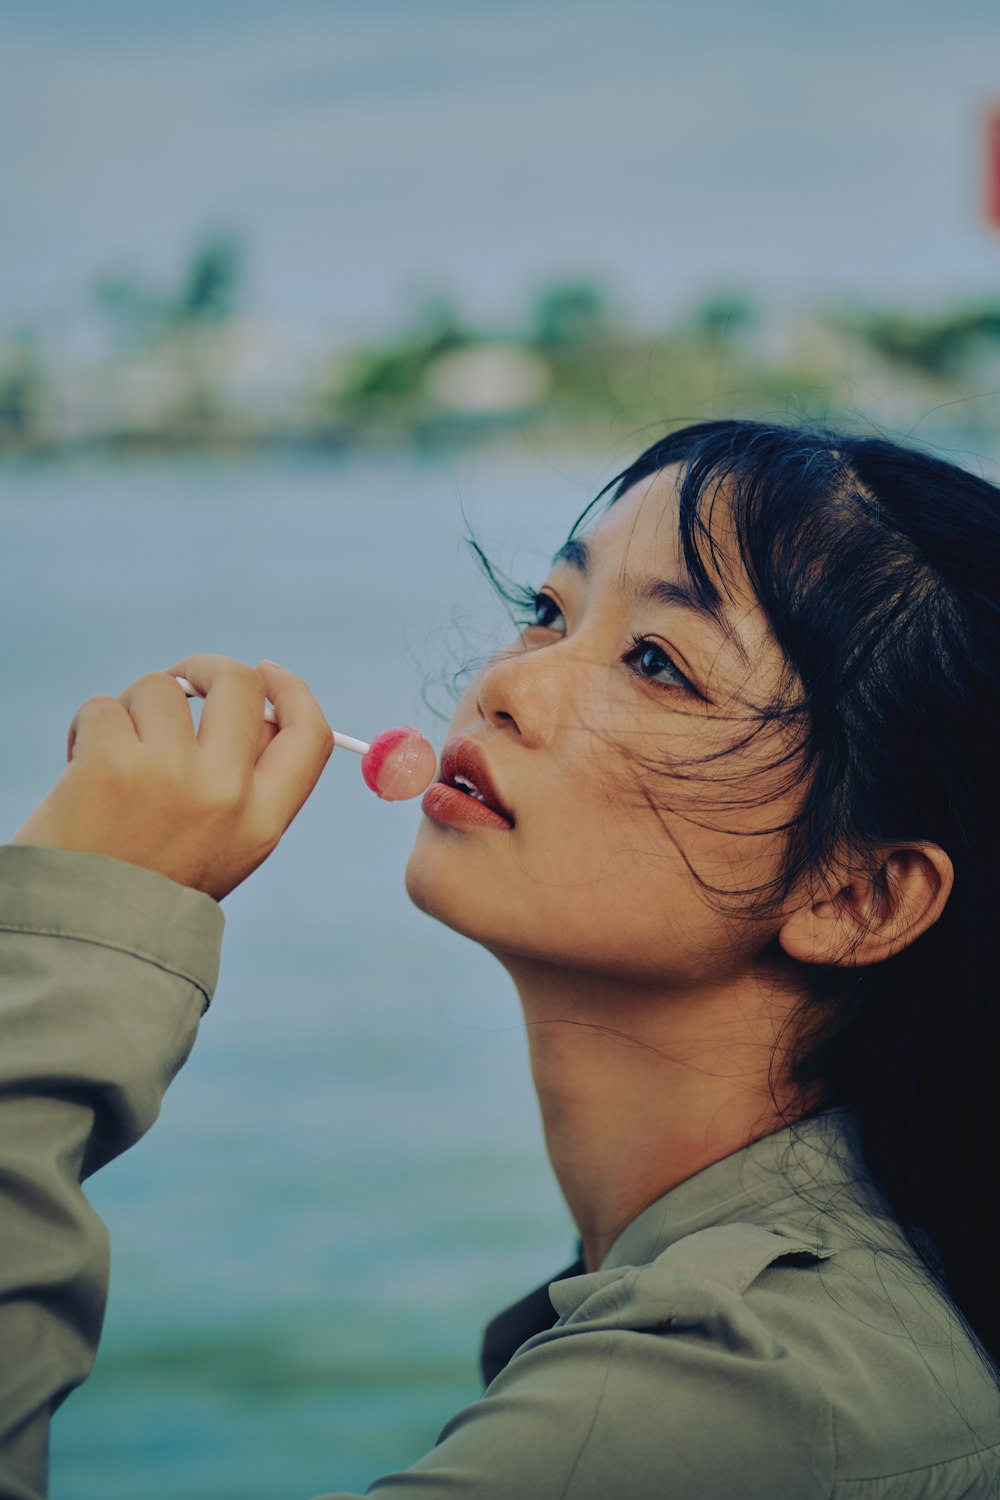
[463,416,1000,1390]
[602,419,1000,1389]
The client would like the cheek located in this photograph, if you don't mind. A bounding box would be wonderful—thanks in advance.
[406,831,740,981]
[404,697,793,973]
[404,790,776,983]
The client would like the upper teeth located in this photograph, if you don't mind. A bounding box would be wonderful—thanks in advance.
[453,773,487,803]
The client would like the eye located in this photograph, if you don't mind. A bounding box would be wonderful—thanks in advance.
[521,591,566,633]
[624,634,696,695]
[517,595,698,697]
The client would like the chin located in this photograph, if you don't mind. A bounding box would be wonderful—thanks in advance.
[403,835,511,950]
[405,834,461,922]
[403,843,436,919]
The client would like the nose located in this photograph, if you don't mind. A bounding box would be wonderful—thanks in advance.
[476,640,562,747]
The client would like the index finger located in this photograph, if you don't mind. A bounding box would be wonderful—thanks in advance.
[163,653,266,767]
[251,661,335,828]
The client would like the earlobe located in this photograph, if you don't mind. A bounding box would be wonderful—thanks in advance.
[777,844,954,970]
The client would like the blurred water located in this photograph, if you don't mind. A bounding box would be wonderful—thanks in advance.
[0,448,614,1500]
[2,432,996,1499]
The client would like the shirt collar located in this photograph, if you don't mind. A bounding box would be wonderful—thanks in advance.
[600,1104,877,1271]
[480,1105,891,1387]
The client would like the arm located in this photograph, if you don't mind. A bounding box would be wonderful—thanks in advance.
[0,660,832,1500]
[0,845,223,1500]
[0,655,334,1499]
[0,924,833,1500]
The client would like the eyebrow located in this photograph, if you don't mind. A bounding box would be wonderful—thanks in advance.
[551,536,751,669]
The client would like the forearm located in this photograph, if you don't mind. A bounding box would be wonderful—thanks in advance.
[0,845,223,1500]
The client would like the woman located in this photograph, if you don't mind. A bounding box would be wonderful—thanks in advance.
[1,419,998,1498]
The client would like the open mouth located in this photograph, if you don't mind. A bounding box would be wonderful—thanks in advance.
[440,772,514,826]
[450,772,495,808]
[437,737,515,825]
[422,778,514,831]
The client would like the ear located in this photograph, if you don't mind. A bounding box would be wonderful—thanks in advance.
[777,844,954,969]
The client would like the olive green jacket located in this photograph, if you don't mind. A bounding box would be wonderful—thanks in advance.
[1,844,998,1499]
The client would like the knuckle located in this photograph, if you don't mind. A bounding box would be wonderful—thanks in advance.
[213,657,267,698]
[155,759,193,798]
[178,652,221,673]
[178,653,259,681]
[249,820,280,859]
[207,770,251,811]
[69,695,121,746]
[91,748,135,792]
[318,721,336,759]
[230,657,263,686]
[125,672,167,698]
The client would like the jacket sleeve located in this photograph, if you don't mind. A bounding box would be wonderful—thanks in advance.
[0,843,835,1500]
[0,844,224,1500]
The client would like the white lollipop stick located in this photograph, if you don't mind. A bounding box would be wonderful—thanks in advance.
[174,677,370,755]
[328,730,371,754]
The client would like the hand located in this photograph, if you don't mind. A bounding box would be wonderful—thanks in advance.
[10,655,335,902]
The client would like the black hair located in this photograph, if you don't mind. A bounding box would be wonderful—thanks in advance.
[464,417,1000,1386]
[467,417,1000,1383]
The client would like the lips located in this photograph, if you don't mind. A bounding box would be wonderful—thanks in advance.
[438,736,515,825]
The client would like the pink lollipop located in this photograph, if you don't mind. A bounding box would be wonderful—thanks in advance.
[360,727,438,801]
[174,680,437,802]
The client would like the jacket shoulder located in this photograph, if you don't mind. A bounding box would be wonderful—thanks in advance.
[549,1221,834,1359]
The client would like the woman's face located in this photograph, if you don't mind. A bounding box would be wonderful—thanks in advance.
[405,464,803,990]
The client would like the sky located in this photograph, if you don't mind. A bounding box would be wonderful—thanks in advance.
[1,0,999,349]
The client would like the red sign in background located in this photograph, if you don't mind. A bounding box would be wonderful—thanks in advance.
[986,105,1000,229]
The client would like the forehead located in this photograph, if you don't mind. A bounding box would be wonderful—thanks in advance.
[586,464,742,592]
[590,465,683,563]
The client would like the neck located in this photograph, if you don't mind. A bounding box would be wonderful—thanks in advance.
[498,956,810,1272]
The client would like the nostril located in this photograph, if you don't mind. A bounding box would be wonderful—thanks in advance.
[476,656,553,742]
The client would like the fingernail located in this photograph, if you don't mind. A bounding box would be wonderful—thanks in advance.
[260,659,284,668]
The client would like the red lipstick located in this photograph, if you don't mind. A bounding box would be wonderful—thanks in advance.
[421,736,515,831]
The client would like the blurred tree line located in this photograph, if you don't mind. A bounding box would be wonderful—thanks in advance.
[2,232,999,455]
[93,233,242,346]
